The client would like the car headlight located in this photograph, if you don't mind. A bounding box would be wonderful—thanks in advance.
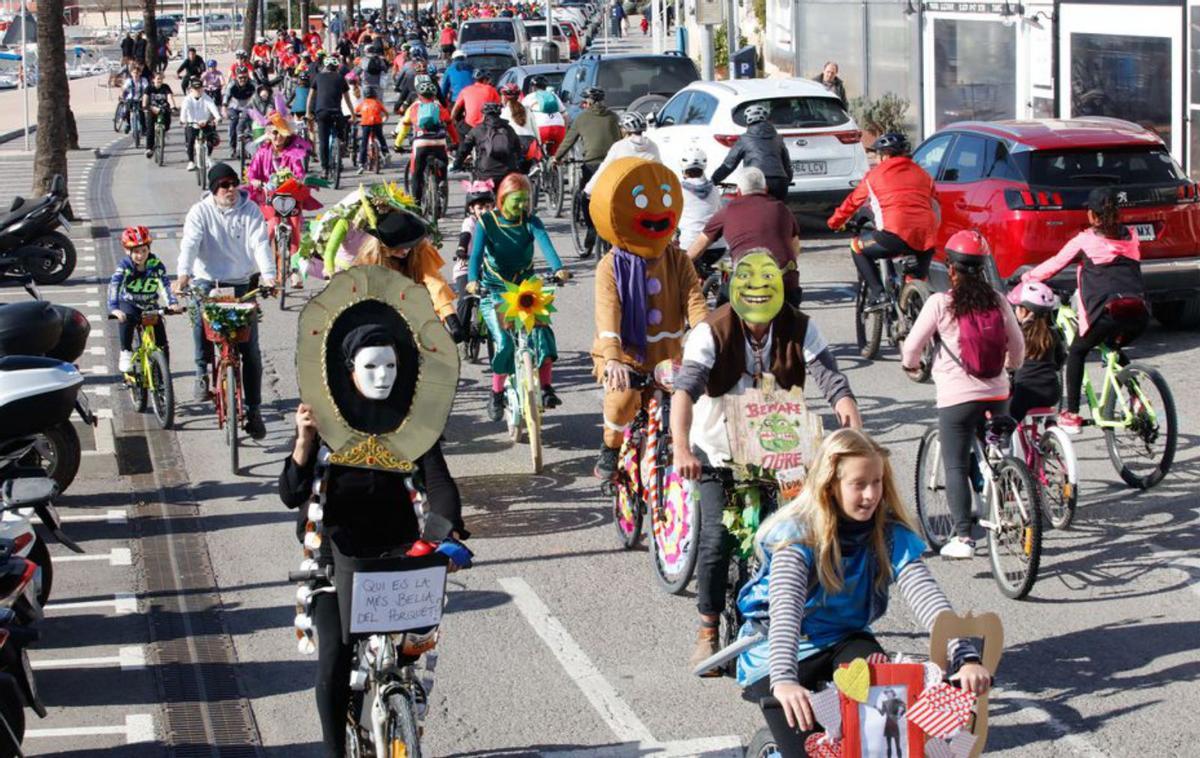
[272,195,298,215]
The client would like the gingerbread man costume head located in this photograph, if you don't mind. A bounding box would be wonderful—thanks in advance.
[589,157,683,259]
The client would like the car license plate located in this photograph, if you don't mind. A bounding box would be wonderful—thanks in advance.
[1129,223,1156,241]
[792,160,827,176]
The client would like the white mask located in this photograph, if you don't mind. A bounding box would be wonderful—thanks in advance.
[351,345,397,400]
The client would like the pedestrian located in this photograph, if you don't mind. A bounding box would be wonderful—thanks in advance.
[610,0,626,37]
[640,15,649,35]
[685,168,802,305]
[173,163,276,439]
[120,32,135,65]
[133,32,148,67]
[709,104,793,201]
[815,61,848,107]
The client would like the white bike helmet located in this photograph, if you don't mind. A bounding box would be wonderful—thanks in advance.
[680,146,707,171]
[1007,280,1059,313]
[743,103,771,125]
[619,111,647,134]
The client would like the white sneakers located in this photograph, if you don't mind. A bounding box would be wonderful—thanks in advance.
[118,350,134,373]
[186,161,196,171]
[940,536,976,559]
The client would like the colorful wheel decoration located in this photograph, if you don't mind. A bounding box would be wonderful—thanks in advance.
[654,470,698,574]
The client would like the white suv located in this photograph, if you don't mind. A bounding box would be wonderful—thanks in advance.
[646,78,868,211]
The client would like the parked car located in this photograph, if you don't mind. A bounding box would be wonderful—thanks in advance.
[912,117,1200,327]
[646,78,867,213]
[496,63,572,97]
[553,18,585,56]
[558,51,699,121]
[523,20,575,60]
[458,40,521,84]
[458,18,529,63]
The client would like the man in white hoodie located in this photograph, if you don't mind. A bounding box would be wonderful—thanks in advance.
[174,163,276,439]
[583,111,661,195]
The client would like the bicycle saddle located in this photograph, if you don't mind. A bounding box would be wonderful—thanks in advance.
[983,415,1017,438]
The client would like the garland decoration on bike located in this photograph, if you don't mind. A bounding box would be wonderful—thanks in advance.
[295,265,459,472]
[499,276,556,332]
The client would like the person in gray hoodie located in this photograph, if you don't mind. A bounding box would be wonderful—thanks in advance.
[174,162,276,439]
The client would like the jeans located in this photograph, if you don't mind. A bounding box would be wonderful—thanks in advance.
[190,279,263,408]
[315,110,347,171]
[695,452,735,616]
[184,124,215,163]
[743,632,884,757]
[411,144,447,203]
[851,229,933,300]
[937,398,1008,538]
[227,106,246,147]
[357,123,387,165]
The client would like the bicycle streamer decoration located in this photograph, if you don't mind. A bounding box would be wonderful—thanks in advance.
[291,265,459,653]
[801,612,1003,758]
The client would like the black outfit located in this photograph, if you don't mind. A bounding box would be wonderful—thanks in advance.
[1009,332,1066,421]
[120,36,135,60]
[225,80,257,147]
[143,83,173,151]
[1065,311,1146,413]
[938,398,1009,538]
[852,229,933,300]
[177,55,205,90]
[279,438,466,758]
[133,38,148,65]
[710,121,794,201]
[455,114,522,186]
[813,74,847,107]
[311,71,351,171]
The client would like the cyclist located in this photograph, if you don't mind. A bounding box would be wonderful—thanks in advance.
[670,250,861,669]
[440,49,474,104]
[677,147,722,258]
[552,86,620,257]
[453,102,522,188]
[251,36,272,65]
[229,50,253,80]
[176,46,205,92]
[180,79,222,172]
[454,181,496,317]
[826,132,939,311]
[466,174,572,420]
[288,68,312,120]
[1019,186,1148,434]
[900,231,1024,559]
[438,19,457,57]
[119,61,150,136]
[709,103,793,202]
[358,43,387,91]
[307,58,355,177]
[223,69,257,158]
[201,59,225,108]
[142,71,176,160]
[109,226,182,373]
[246,115,316,289]
[451,68,501,132]
[582,111,659,195]
[395,75,459,205]
[522,75,566,157]
[738,428,992,752]
[498,83,538,170]
[353,85,389,174]
[1005,281,1066,424]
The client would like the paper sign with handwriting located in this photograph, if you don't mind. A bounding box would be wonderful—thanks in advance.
[349,566,447,634]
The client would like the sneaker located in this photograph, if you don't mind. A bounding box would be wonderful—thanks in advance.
[244,407,267,440]
[144,149,153,158]
[487,391,505,422]
[192,374,209,402]
[289,272,304,290]
[186,161,196,171]
[594,445,619,480]
[541,385,561,409]
[355,166,364,175]
[689,626,721,676]
[939,536,976,559]
[1057,411,1084,435]
[118,350,134,373]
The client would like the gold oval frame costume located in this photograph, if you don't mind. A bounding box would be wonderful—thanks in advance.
[296,266,460,472]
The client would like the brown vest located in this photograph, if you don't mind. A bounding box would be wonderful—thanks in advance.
[704,304,810,397]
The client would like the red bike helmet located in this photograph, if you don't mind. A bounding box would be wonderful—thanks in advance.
[499,82,520,99]
[945,229,991,268]
[121,225,152,249]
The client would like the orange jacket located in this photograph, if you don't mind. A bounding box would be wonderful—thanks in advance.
[828,156,940,252]
[355,98,388,127]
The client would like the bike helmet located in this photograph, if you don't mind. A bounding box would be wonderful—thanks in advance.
[207,59,218,68]
[500,82,521,98]
[452,49,466,59]
[121,225,152,249]
[324,57,339,70]
[529,74,548,90]
[257,36,267,44]
[742,103,770,125]
[1007,280,1059,313]
[415,76,437,97]
[363,85,379,99]
[945,229,991,269]
[582,86,605,103]
[236,50,249,59]
[482,102,503,117]
[619,111,647,134]
[344,71,359,83]
[465,183,495,207]
[401,42,412,51]
[473,68,491,81]
[871,131,910,157]
[680,145,708,171]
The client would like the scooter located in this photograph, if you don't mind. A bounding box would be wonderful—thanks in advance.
[0,476,84,608]
[0,175,75,286]
[0,540,51,758]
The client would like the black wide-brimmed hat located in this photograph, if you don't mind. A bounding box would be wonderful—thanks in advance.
[366,208,428,249]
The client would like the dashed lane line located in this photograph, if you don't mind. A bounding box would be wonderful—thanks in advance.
[26,713,154,743]
[45,592,138,615]
[58,509,127,524]
[55,548,133,566]
[31,645,145,671]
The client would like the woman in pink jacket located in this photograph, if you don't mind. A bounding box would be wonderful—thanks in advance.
[246,114,317,288]
[901,230,1024,559]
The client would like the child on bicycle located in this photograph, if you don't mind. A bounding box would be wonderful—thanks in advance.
[453,180,495,322]
[1020,186,1148,434]
[353,85,389,174]
[738,429,992,755]
[108,226,182,373]
[1006,281,1066,423]
[901,231,1024,559]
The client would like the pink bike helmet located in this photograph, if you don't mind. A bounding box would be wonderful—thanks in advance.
[344,71,359,83]
[1007,280,1058,312]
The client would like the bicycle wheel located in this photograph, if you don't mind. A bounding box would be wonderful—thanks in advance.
[913,426,953,550]
[612,478,644,549]
[126,346,148,412]
[987,457,1043,600]
[549,163,564,218]
[571,191,591,258]
[196,141,207,188]
[423,163,439,221]
[651,469,700,594]
[855,279,883,359]
[132,111,143,148]
[898,281,933,382]
[384,692,422,758]
[1038,427,1077,529]
[224,363,239,475]
[148,350,175,430]
[745,727,779,758]
[155,126,166,166]
[113,101,125,133]
[1102,365,1177,489]
[331,139,343,190]
[274,230,289,311]
[520,351,543,474]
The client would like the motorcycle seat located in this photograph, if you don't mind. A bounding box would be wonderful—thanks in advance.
[0,355,66,372]
[8,197,25,213]
[0,195,53,230]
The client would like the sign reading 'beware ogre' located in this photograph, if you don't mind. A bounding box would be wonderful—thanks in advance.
[722,377,824,478]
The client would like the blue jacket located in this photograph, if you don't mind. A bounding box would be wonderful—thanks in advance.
[441,60,474,103]
[107,255,177,311]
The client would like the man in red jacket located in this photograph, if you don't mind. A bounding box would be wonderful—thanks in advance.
[827,132,940,308]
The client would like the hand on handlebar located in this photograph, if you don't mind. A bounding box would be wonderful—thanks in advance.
[772,682,816,731]
[110,309,127,323]
[603,360,631,392]
[465,280,480,296]
[552,268,572,285]
[673,444,702,481]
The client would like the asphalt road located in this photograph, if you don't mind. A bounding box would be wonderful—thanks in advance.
[3,44,1199,758]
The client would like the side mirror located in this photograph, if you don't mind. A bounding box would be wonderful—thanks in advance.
[646,110,658,126]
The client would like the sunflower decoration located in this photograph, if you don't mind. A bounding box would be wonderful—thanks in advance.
[500,277,556,333]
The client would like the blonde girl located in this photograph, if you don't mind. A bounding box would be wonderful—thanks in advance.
[736,429,991,755]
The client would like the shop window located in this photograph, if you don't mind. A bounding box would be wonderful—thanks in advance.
[942,135,988,183]
[1070,32,1172,149]
[933,18,1016,129]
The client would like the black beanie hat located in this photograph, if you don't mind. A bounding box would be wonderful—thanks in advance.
[207,162,239,194]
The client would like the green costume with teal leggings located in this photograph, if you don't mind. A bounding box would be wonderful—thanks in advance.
[468,210,563,375]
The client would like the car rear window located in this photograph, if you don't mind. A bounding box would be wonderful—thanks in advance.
[596,58,700,109]
[1028,147,1185,186]
[732,97,850,129]
[468,55,517,79]
[524,72,566,94]
[461,22,516,44]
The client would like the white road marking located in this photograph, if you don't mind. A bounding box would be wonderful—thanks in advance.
[541,738,743,757]
[93,417,115,455]
[46,592,137,614]
[994,686,1108,757]
[54,548,132,566]
[24,285,98,295]
[87,345,106,356]
[89,386,111,396]
[60,300,100,308]
[500,577,741,754]
[26,714,154,743]
[59,509,127,524]
[92,407,114,419]
[31,645,144,670]
[80,255,96,262]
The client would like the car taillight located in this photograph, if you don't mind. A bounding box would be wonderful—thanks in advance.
[1177,183,1198,202]
[1005,187,1063,210]
[835,130,862,144]
[714,134,740,148]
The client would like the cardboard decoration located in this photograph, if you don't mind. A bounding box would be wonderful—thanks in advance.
[296,266,459,472]
[721,374,825,497]
[588,157,683,259]
[840,662,926,758]
[929,611,1004,758]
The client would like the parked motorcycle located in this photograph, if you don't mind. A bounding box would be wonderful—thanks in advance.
[0,175,76,285]
[0,476,84,607]
[0,540,51,758]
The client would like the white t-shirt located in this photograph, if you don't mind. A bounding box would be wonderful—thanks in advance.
[683,320,827,465]
[501,102,537,138]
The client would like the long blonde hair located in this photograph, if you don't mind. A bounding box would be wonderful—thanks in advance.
[353,234,445,284]
[757,428,920,594]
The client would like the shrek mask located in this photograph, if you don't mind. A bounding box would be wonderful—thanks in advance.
[501,190,530,220]
[589,157,682,258]
[351,345,399,400]
[731,251,785,325]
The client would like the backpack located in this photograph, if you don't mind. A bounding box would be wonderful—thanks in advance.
[940,304,1008,379]
[534,89,559,114]
[479,125,513,168]
[366,57,384,77]
[416,100,442,131]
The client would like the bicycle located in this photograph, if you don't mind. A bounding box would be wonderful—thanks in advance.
[365,130,383,175]
[130,102,145,148]
[457,293,493,365]
[111,308,178,429]
[600,360,700,594]
[191,122,217,188]
[529,146,564,218]
[1012,408,1079,530]
[1055,301,1176,489]
[113,97,132,134]
[495,278,557,474]
[914,413,1044,600]
[404,146,449,222]
[563,159,601,259]
[324,118,346,190]
[268,189,302,311]
[151,108,169,166]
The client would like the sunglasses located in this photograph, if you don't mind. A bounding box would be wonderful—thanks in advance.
[215,179,239,191]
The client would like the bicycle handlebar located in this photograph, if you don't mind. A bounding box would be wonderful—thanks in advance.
[289,566,330,583]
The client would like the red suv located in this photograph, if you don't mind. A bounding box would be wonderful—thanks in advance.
[912,118,1200,327]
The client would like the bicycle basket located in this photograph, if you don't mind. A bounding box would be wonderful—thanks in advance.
[201,301,256,344]
[331,541,449,645]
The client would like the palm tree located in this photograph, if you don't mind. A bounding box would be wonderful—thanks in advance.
[241,0,259,53]
[33,0,70,197]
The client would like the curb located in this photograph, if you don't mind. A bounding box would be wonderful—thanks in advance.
[0,124,36,145]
